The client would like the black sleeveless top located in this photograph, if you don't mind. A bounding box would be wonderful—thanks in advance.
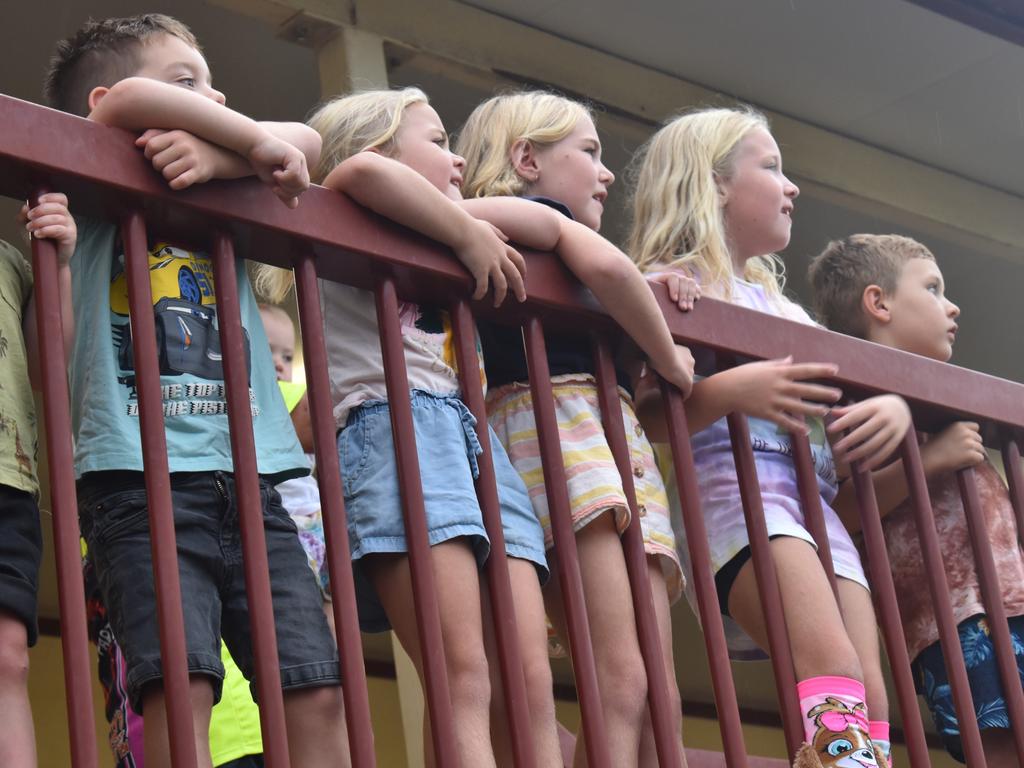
[479,196,633,395]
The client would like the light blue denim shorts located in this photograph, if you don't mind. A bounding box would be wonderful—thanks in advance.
[339,390,548,632]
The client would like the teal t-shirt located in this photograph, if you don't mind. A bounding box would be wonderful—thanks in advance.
[69,218,305,479]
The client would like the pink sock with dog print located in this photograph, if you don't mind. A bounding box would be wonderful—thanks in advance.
[797,676,877,762]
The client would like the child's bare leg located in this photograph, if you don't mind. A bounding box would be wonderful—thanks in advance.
[282,684,350,767]
[369,541,496,768]
[546,512,649,768]
[484,557,560,767]
[0,612,35,768]
[728,537,862,682]
[982,728,1021,768]
[637,558,686,768]
[141,675,215,768]
[323,600,337,641]
[837,578,887,721]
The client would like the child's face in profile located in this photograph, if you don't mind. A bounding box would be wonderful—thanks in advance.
[393,102,465,201]
[523,115,613,232]
[718,127,799,268]
[260,308,296,382]
[879,257,960,362]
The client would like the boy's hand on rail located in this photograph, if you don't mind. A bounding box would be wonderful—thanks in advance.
[921,421,986,476]
[136,129,231,190]
[648,272,701,311]
[19,194,77,265]
[453,219,527,307]
[247,134,311,208]
[651,345,695,397]
[828,394,911,471]
[727,357,841,434]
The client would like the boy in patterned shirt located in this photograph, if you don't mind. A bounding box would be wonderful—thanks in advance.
[811,234,1024,765]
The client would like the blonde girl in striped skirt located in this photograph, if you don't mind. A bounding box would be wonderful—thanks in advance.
[457,92,697,767]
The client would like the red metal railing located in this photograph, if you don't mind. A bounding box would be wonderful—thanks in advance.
[5,92,1024,767]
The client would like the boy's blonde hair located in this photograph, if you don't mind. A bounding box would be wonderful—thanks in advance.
[45,14,200,117]
[456,91,592,198]
[808,234,935,339]
[626,106,785,301]
[255,87,430,302]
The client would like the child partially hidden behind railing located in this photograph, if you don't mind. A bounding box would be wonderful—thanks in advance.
[44,13,348,768]
[0,194,76,768]
[811,234,1024,767]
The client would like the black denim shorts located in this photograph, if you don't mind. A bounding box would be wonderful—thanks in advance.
[78,470,339,714]
[0,484,42,646]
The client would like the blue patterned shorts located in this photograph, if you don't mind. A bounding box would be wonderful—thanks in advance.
[912,613,1024,763]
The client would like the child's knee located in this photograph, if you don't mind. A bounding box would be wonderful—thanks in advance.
[284,682,345,716]
[601,650,649,718]
[447,646,492,709]
[0,632,29,688]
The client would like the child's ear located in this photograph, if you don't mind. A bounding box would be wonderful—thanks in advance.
[861,284,890,324]
[87,86,110,113]
[713,173,729,206]
[510,139,541,184]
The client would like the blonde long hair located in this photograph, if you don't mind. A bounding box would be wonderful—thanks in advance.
[457,91,591,198]
[626,107,786,301]
[254,88,430,303]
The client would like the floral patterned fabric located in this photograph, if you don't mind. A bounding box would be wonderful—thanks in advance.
[876,456,1024,660]
[913,614,1024,762]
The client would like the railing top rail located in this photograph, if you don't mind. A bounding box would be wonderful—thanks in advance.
[2,92,1022,439]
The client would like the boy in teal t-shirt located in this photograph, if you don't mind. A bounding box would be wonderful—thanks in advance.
[44,14,346,767]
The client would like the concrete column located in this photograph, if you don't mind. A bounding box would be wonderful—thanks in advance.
[318,26,389,98]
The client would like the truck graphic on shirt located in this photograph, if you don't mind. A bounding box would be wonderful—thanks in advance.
[108,243,250,382]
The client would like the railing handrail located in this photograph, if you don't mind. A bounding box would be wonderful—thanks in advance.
[2,91,1022,439]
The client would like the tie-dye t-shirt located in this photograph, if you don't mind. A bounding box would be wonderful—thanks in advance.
[874,455,1024,660]
[659,276,866,659]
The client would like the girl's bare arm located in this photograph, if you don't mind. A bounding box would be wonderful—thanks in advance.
[323,153,525,304]
[460,197,694,391]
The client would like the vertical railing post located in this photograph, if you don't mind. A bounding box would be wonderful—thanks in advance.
[790,432,839,601]
[120,211,197,768]
[846,457,931,766]
[450,301,536,768]
[522,317,610,768]
[660,380,749,767]
[293,253,376,767]
[957,465,1024,762]
[30,189,98,768]
[1002,437,1024,552]
[210,233,291,768]
[900,431,986,766]
[374,276,458,767]
[591,339,682,767]
[725,411,803,756]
